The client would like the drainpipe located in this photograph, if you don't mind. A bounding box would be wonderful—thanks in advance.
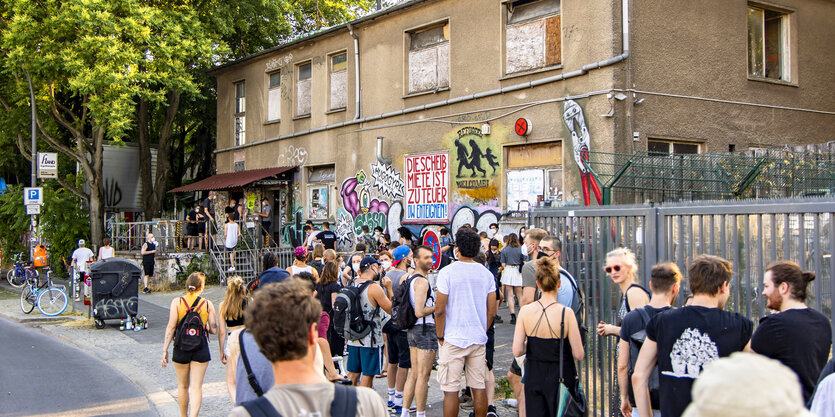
[622,0,636,152]
[348,23,361,120]
[376,136,392,165]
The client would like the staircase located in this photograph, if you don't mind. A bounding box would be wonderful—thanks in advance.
[209,219,261,285]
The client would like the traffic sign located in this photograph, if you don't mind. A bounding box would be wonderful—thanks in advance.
[422,230,442,270]
[26,204,40,215]
[38,153,58,179]
[24,187,43,205]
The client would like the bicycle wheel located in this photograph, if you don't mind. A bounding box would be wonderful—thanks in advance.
[7,269,25,288]
[37,287,68,316]
[19,286,35,314]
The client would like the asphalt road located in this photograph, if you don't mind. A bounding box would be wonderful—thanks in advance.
[0,317,157,417]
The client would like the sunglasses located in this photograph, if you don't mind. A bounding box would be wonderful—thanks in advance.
[605,265,624,274]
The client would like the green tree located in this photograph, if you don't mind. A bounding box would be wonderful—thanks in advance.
[0,0,219,244]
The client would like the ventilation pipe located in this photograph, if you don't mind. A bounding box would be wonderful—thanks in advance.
[376,136,392,164]
[348,24,362,120]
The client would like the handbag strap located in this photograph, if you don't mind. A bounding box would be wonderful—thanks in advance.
[559,306,566,383]
[239,330,265,397]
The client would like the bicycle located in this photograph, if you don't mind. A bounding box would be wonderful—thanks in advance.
[6,253,35,288]
[19,267,68,317]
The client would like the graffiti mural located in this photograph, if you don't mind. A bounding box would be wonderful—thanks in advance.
[563,100,601,206]
[443,124,509,206]
[370,162,405,199]
[336,163,404,249]
[335,208,356,251]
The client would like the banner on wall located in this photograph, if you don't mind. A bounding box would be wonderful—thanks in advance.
[404,152,450,224]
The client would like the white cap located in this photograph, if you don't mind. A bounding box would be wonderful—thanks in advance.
[682,352,813,417]
[78,239,85,246]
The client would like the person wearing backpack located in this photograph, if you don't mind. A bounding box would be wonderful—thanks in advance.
[383,245,413,414]
[399,245,438,417]
[333,256,393,388]
[617,263,681,417]
[229,280,388,417]
[161,272,218,417]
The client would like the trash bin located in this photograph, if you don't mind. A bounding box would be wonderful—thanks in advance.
[90,258,142,329]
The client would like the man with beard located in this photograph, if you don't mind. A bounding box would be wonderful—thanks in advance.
[751,261,832,405]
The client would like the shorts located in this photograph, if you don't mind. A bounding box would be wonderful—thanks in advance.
[437,343,487,392]
[318,311,330,339]
[187,225,198,236]
[501,266,523,286]
[172,340,211,364]
[408,324,438,351]
[143,262,155,277]
[387,331,411,368]
[346,345,383,377]
[486,324,495,371]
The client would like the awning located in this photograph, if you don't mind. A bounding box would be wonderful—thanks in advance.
[168,166,295,193]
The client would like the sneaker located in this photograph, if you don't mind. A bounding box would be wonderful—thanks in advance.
[143,287,151,294]
[510,313,517,325]
[494,314,504,324]
[74,297,80,302]
[390,406,402,416]
[487,405,498,417]
[387,400,396,410]
[228,266,235,272]
[460,398,474,409]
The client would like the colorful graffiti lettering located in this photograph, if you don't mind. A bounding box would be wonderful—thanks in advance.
[370,162,405,199]
[354,212,387,237]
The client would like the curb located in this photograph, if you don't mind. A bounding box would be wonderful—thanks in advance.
[0,310,76,324]
[36,323,180,417]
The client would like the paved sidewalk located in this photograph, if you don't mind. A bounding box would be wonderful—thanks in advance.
[0,282,521,417]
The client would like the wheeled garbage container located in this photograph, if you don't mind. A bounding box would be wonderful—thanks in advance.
[90,258,142,329]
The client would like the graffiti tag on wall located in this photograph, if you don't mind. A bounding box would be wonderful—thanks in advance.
[277,145,309,167]
[370,162,405,199]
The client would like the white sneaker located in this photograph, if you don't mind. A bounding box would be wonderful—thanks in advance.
[228,266,235,272]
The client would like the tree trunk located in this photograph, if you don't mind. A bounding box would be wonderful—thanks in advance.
[150,90,180,217]
[137,98,154,216]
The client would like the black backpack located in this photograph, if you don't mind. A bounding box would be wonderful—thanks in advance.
[174,296,207,352]
[332,281,377,343]
[628,307,661,407]
[560,268,587,344]
[391,274,433,330]
[241,383,358,417]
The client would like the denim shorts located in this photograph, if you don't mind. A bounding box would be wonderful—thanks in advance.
[407,324,438,351]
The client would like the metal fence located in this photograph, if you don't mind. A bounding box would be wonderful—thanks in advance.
[530,197,835,417]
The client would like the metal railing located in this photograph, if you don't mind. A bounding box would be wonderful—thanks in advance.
[530,197,835,417]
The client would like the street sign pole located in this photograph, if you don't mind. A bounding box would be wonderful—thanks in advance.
[28,75,37,261]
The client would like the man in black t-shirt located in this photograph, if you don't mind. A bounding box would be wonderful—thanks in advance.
[225,199,237,222]
[751,261,832,404]
[317,221,337,250]
[618,263,682,417]
[632,255,753,417]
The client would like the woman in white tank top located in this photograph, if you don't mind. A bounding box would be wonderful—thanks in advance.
[98,237,115,260]
[287,246,320,280]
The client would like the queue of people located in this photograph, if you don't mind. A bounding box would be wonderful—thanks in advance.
[155,221,833,417]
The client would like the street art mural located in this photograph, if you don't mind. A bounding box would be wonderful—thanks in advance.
[563,100,601,206]
[443,124,509,206]
[335,163,405,251]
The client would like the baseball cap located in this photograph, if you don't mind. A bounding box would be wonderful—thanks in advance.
[78,239,85,246]
[682,352,813,417]
[359,256,380,271]
[392,245,411,267]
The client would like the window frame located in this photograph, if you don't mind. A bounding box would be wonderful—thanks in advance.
[747,3,793,83]
[503,0,562,77]
[328,51,349,112]
[266,71,281,123]
[404,20,451,96]
[647,139,702,156]
[295,61,313,118]
[234,80,246,146]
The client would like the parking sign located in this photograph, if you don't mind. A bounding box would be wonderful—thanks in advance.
[24,187,43,205]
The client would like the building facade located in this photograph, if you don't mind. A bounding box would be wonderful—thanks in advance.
[207,0,835,248]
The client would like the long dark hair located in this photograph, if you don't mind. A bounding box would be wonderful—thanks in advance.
[486,239,501,265]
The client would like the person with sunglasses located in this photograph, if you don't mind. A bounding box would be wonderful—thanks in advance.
[597,247,650,338]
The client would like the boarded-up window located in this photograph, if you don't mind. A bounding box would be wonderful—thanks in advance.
[506,0,561,74]
[296,62,312,116]
[408,23,450,94]
[267,71,280,121]
[330,53,347,110]
[507,142,562,168]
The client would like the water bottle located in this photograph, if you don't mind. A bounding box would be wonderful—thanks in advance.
[125,316,133,330]
[119,318,126,331]
[133,316,141,332]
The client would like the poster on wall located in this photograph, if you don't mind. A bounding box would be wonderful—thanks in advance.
[404,152,450,224]
[507,169,544,210]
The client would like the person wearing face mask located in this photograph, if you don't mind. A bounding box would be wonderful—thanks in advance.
[379,251,394,273]
[346,256,394,388]
[488,223,503,242]
[519,226,527,241]
[342,253,364,286]
[383,246,414,414]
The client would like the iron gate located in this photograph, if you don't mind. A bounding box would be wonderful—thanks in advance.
[529,197,835,417]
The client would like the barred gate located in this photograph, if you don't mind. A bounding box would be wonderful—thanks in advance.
[529,197,835,417]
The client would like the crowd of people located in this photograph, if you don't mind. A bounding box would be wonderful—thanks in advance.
[158,222,835,417]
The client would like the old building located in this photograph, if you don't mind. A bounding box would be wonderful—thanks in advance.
[187,0,834,249]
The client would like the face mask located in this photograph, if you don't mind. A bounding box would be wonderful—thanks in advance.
[352,263,360,273]
[520,233,526,239]
[381,261,392,270]
[411,259,417,269]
